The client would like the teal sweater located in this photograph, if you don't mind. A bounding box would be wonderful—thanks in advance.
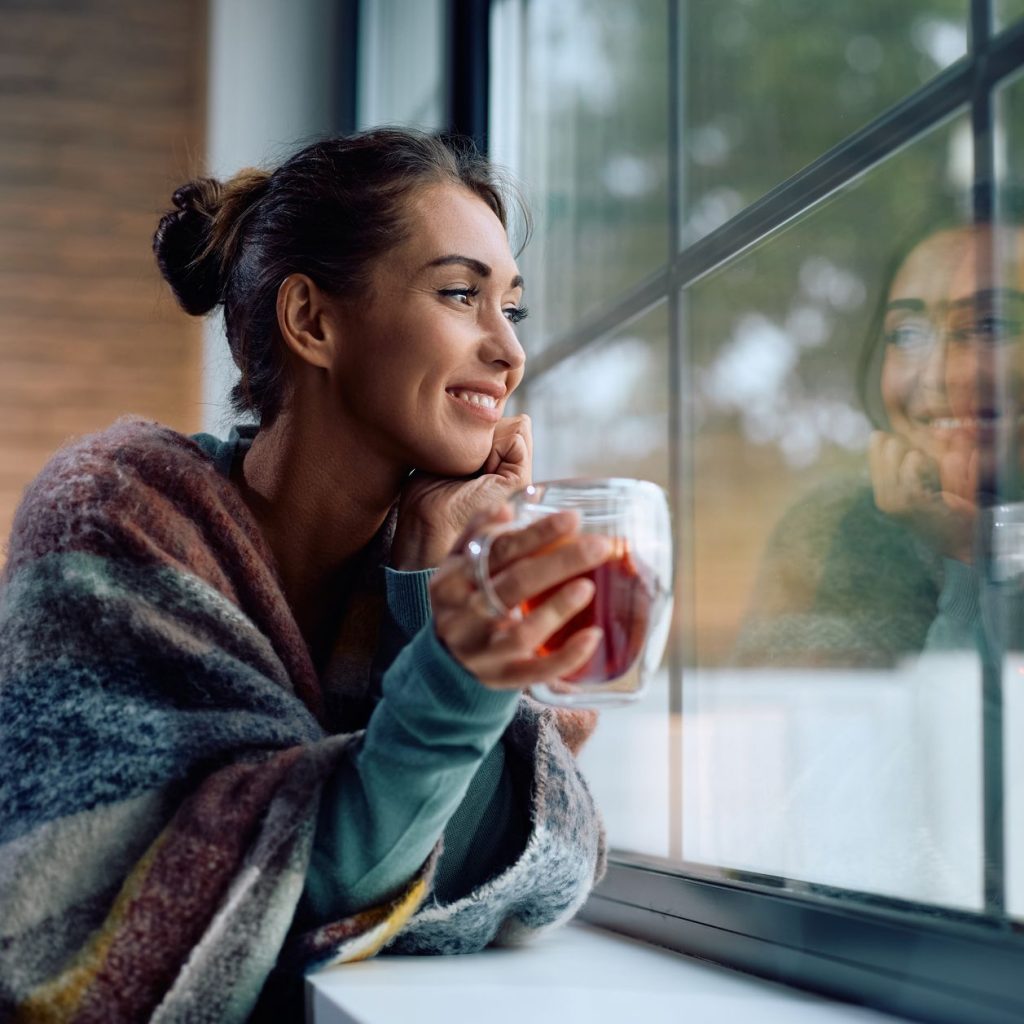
[192,427,529,921]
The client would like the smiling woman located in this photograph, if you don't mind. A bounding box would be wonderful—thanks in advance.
[0,129,608,1023]
[315,181,528,481]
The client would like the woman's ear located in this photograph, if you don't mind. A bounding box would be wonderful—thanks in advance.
[275,273,341,370]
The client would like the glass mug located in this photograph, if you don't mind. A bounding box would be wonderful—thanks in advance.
[466,478,673,707]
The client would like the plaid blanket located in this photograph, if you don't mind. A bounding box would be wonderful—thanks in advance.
[0,418,604,1023]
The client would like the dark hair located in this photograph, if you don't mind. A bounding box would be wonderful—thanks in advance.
[153,127,528,424]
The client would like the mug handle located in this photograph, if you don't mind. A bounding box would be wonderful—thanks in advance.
[465,521,523,620]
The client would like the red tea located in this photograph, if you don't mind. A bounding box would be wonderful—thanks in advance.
[523,539,654,683]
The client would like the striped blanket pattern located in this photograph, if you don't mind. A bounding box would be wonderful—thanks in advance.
[0,419,604,1023]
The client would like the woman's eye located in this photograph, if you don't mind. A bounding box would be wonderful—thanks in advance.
[439,287,478,305]
[884,320,933,353]
[966,315,1020,343]
[503,305,529,325]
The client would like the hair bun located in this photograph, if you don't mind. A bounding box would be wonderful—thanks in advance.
[153,178,225,316]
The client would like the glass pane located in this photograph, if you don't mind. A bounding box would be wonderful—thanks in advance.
[997,67,1024,921]
[529,304,672,857]
[680,116,990,909]
[516,0,669,349]
[681,1,969,244]
[997,0,1024,28]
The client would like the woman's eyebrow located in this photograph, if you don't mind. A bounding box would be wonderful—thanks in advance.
[421,254,524,289]
[885,298,927,313]
[948,287,1024,311]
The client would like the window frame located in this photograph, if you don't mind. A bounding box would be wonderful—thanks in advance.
[450,0,1024,1019]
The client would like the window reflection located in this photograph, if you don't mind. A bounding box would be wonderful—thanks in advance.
[689,121,964,667]
[676,116,1021,906]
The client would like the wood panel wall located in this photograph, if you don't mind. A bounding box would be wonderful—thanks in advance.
[0,0,208,558]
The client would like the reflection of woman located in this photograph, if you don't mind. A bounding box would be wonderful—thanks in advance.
[867,217,1023,650]
[0,130,607,1021]
[736,202,1023,667]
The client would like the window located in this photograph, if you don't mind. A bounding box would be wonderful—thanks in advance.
[485,1,1024,1020]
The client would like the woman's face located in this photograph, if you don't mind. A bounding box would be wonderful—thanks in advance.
[880,224,1024,473]
[326,181,527,477]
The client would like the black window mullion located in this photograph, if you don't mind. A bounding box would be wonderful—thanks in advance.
[666,0,685,864]
[334,0,360,134]
[446,0,492,152]
[971,0,1009,923]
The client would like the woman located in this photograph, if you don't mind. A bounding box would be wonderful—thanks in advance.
[735,199,1024,667]
[0,129,608,1022]
[865,212,1024,653]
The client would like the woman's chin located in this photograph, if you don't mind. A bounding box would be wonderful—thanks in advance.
[415,446,493,479]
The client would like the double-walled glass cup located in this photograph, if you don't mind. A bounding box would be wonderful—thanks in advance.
[467,478,673,707]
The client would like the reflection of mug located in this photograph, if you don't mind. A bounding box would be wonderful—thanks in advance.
[467,479,673,707]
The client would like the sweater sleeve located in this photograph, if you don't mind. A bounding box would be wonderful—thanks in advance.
[383,569,533,905]
[923,558,981,651]
[297,571,524,925]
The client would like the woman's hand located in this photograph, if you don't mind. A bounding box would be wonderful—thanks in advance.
[390,414,533,571]
[868,430,978,563]
[430,506,612,690]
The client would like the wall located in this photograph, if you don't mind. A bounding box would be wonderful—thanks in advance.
[0,0,208,555]
[203,0,342,433]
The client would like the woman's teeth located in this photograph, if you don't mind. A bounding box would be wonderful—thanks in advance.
[931,416,997,430]
[449,390,497,409]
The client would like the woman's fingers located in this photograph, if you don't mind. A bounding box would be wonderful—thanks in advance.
[439,510,609,611]
[482,625,604,690]
[869,430,901,511]
[491,577,595,655]
[487,509,578,572]
[429,486,618,691]
[870,430,944,515]
[491,531,612,611]
[938,434,977,505]
[434,568,607,690]
[898,448,934,504]
[484,413,533,479]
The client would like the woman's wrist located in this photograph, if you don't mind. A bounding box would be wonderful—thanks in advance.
[390,523,450,571]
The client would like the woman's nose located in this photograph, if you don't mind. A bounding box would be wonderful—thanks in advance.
[916,327,951,396]
[482,312,526,371]
[944,333,996,417]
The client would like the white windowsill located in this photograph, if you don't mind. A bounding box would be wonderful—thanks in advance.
[306,920,902,1023]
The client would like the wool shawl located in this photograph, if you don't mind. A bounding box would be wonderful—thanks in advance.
[0,418,605,1023]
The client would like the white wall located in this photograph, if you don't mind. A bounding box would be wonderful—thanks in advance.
[202,0,341,433]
